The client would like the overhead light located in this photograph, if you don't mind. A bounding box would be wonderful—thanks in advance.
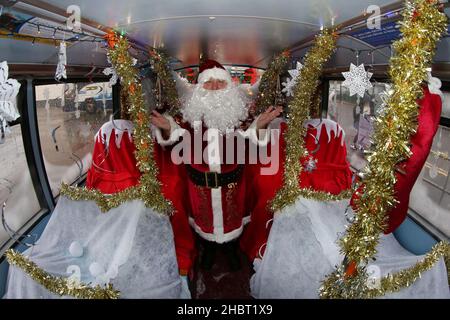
[209,16,216,21]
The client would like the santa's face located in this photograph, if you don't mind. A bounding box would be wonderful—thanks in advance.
[182,77,248,134]
[202,78,228,91]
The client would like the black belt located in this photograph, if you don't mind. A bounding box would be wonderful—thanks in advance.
[186,164,244,189]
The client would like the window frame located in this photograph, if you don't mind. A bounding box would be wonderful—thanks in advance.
[0,76,120,258]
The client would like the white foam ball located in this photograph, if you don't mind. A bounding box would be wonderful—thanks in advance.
[106,265,119,279]
[89,262,105,277]
[68,241,84,258]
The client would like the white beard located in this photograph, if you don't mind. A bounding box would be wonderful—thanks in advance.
[181,84,248,134]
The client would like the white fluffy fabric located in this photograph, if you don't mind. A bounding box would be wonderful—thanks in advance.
[251,197,450,299]
[181,84,249,134]
[3,196,188,299]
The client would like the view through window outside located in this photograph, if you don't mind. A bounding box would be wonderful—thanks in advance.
[0,125,41,248]
[35,82,112,196]
[329,80,450,238]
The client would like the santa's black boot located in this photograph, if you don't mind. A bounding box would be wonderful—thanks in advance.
[223,241,241,272]
[200,240,216,271]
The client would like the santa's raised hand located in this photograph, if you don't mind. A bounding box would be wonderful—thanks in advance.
[151,110,171,139]
[256,106,283,130]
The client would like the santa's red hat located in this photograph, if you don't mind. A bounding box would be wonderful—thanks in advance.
[197,59,232,84]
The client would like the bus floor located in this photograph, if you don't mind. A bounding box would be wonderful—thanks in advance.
[189,238,253,299]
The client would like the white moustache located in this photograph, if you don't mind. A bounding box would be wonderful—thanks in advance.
[182,85,249,134]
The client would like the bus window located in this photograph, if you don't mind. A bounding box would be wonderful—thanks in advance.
[409,124,450,238]
[328,80,388,172]
[0,125,41,248]
[329,80,450,238]
[35,82,112,196]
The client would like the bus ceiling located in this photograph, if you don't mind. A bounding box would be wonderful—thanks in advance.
[1,0,450,76]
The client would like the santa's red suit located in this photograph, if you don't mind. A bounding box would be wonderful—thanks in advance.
[240,118,353,261]
[151,60,269,272]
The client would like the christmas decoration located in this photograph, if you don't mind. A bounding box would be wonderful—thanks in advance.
[0,61,21,141]
[149,49,181,116]
[297,188,353,202]
[271,29,338,212]
[55,41,67,81]
[62,33,172,215]
[254,50,290,115]
[304,155,318,173]
[427,69,443,98]
[321,0,449,299]
[68,241,84,258]
[103,58,119,87]
[5,249,120,299]
[282,62,304,97]
[320,241,450,299]
[342,63,373,98]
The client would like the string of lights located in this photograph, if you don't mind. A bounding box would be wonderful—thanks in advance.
[2,32,106,44]
[26,20,105,41]
[1,19,108,46]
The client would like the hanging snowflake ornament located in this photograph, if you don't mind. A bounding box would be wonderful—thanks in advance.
[282,62,303,97]
[0,61,21,142]
[55,41,67,81]
[426,69,443,98]
[342,63,373,98]
[103,56,119,87]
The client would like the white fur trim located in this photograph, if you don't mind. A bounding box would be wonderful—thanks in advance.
[303,118,345,146]
[206,129,222,172]
[151,114,186,146]
[427,71,443,99]
[189,216,251,244]
[211,187,224,239]
[95,119,134,149]
[198,67,232,85]
[206,129,224,239]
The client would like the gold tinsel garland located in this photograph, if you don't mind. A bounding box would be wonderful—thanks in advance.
[320,0,448,298]
[5,249,120,299]
[298,188,354,202]
[60,183,141,213]
[320,241,450,299]
[61,33,173,215]
[271,29,337,212]
[149,48,181,116]
[254,50,290,115]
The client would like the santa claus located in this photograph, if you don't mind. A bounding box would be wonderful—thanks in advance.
[151,59,282,272]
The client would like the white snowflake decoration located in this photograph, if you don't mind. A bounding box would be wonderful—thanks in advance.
[282,62,303,97]
[55,41,67,81]
[427,69,443,98]
[103,67,118,87]
[103,56,119,87]
[0,61,21,141]
[342,63,373,98]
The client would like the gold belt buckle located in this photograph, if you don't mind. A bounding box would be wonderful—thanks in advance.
[204,171,219,188]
